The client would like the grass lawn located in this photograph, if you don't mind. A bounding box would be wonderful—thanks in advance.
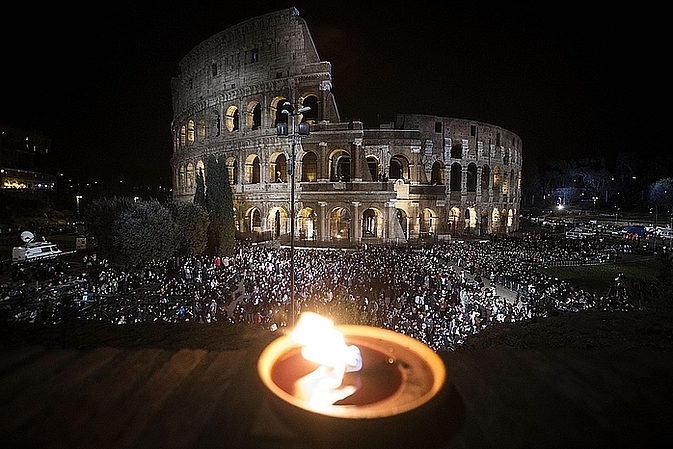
[540,255,662,296]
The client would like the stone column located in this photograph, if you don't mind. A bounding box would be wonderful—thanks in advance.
[352,201,361,243]
[318,201,327,242]
[318,141,328,182]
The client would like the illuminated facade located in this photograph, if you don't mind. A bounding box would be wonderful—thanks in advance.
[171,8,522,243]
[0,124,54,191]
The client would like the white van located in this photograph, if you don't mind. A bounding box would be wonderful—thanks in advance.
[12,231,63,262]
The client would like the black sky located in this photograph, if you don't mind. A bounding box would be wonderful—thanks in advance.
[0,1,663,189]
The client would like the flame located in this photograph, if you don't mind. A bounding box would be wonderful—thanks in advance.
[289,312,362,410]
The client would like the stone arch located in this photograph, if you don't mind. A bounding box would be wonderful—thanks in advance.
[366,155,380,181]
[298,207,318,240]
[450,162,462,191]
[268,207,289,237]
[186,162,195,188]
[420,207,438,235]
[225,105,239,132]
[389,154,410,180]
[464,206,477,232]
[448,207,460,235]
[493,166,502,190]
[362,207,384,238]
[226,156,238,185]
[246,101,262,130]
[329,149,351,182]
[467,163,477,192]
[301,151,318,182]
[507,208,515,228]
[270,152,288,183]
[196,160,205,183]
[491,208,501,233]
[396,208,409,239]
[299,93,318,122]
[271,96,289,126]
[177,166,185,190]
[187,120,195,144]
[329,207,351,240]
[245,154,261,184]
[431,160,445,185]
[245,207,262,233]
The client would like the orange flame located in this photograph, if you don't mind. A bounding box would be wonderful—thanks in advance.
[289,312,362,410]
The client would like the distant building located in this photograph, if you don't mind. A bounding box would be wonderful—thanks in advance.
[170,8,522,244]
[0,124,54,191]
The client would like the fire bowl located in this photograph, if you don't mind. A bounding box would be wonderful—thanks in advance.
[257,325,451,446]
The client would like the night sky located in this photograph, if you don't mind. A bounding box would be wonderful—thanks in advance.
[1,1,662,190]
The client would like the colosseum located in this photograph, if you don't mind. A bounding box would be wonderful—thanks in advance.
[171,8,522,245]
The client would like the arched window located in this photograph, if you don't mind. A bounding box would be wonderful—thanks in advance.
[450,163,462,191]
[300,95,319,122]
[467,163,477,192]
[301,152,318,182]
[247,103,262,130]
[272,153,287,182]
[431,161,445,185]
[226,106,239,132]
[226,157,238,185]
[180,125,186,146]
[493,166,502,190]
[245,154,261,184]
[366,155,379,181]
[389,155,409,180]
[186,163,195,188]
[187,120,195,144]
[273,97,289,126]
[330,150,351,182]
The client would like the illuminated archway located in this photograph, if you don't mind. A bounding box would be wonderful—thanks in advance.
[245,208,262,233]
[389,154,409,180]
[491,208,500,233]
[298,207,317,240]
[448,207,460,235]
[464,207,477,233]
[225,105,239,132]
[268,207,289,237]
[270,152,288,183]
[431,160,445,185]
[245,154,261,184]
[301,151,317,182]
[330,149,351,182]
[420,208,437,235]
[329,207,351,240]
[362,208,384,238]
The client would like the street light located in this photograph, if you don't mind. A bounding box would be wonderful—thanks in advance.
[75,195,83,222]
[277,100,310,326]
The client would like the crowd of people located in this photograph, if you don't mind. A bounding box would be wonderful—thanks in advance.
[1,232,635,351]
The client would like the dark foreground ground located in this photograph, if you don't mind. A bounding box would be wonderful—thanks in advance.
[3,308,672,353]
[1,310,673,449]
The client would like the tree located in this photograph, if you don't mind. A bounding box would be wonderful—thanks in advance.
[193,167,207,209]
[205,155,235,256]
[83,196,135,260]
[112,200,177,267]
[649,178,673,209]
[168,200,210,257]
